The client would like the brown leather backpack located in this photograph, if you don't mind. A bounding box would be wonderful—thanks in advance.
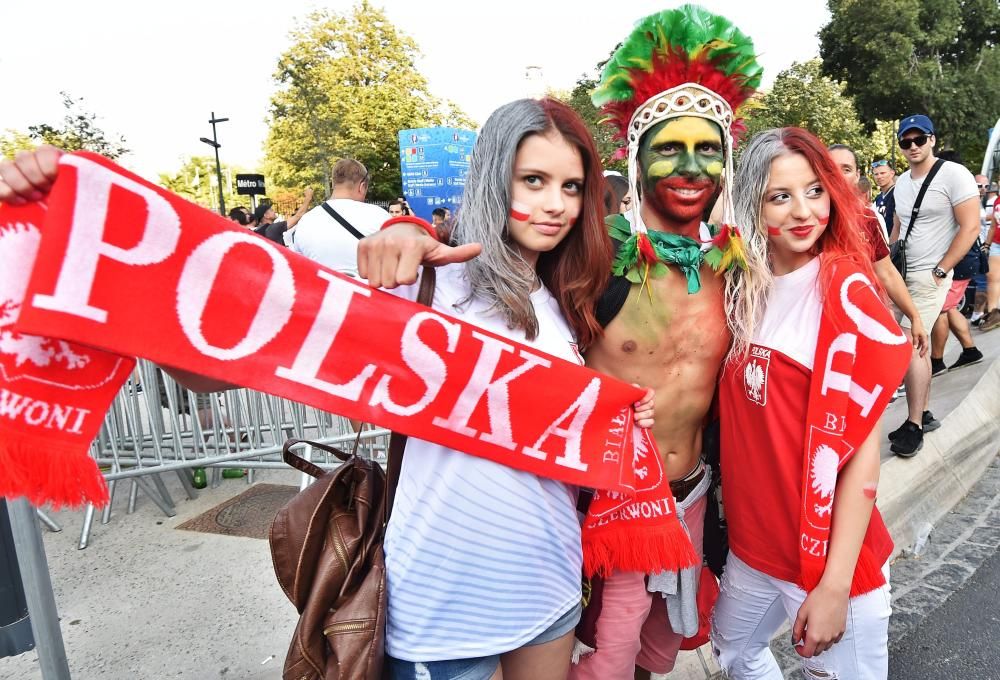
[269,270,434,680]
[270,437,398,680]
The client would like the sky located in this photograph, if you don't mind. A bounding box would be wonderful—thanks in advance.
[1,0,831,182]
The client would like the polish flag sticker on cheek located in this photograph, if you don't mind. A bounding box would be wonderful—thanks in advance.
[510,201,531,222]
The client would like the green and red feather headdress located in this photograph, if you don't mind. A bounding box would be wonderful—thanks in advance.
[594,5,762,279]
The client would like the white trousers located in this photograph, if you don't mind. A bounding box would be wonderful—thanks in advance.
[711,554,891,680]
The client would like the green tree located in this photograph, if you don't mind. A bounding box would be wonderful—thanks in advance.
[0,92,129,160]
[564,74,628,174]
[0,130,35,161]
[743,60,868,151]
[263,2,476,201]
[820,0,1000,170]
[159,156,251,212]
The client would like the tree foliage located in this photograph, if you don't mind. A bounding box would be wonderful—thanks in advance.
[741,60,911,173]
[743,60,867,149]
[158,156,251,212]
[564,75,628,175]
[263,1,476,201]
[820,0,1000,170]
[0,92,129,160]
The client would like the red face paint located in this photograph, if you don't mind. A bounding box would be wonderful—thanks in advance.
[767,226,782,236]
[863,482,877,500]
[510,200,531,222]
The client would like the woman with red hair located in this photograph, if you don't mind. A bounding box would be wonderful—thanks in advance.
[711,127,911,679]
[359,96,652,680]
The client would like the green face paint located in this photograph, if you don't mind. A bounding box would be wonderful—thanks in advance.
[639,116,724,184]
[637,116,724,230]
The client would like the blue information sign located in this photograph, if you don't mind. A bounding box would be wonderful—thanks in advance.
[398,127,477,222]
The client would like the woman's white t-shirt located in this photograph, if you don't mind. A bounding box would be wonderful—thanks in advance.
[383,263,583,661]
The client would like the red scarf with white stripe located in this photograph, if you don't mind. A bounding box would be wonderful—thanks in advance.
[0,152,650,508]
[799,260,910,595]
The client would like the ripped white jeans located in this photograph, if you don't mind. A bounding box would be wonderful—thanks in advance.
[711,554,891,680]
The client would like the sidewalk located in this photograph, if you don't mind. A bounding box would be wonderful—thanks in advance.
[3,327,1000,680]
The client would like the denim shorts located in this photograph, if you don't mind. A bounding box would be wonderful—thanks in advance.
[387,601,582,680]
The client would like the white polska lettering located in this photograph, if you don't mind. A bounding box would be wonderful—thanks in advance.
[368,311,460,416]
[178,232,295,360]
[32,155,181,323]
[276,271,376,400]
[820,333,883,417]
[523,377,600,471]
[432,331,549,449]
[841,274,907,345]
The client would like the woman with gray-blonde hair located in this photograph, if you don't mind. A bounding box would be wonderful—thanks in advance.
[711,127,912,679]
[359,97,654,680]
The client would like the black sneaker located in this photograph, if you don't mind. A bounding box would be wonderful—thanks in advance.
[891,421,923,457]
[948,347,983,371]
[931,358,948,377]
[922,410,941,433]
[888,420,909,441]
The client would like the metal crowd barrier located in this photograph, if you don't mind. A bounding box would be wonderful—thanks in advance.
[73,360,390,549]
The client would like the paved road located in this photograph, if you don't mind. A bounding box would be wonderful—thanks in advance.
[769,453,1000,679]
[890,542,1000,680]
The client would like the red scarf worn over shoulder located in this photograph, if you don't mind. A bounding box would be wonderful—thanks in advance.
[1,152,653,508]
[800,261,910,596]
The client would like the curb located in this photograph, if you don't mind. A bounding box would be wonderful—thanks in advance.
[878,358,1000,554]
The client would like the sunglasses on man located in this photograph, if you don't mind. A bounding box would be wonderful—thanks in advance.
[898,134,930,150]
[871,160,890,169]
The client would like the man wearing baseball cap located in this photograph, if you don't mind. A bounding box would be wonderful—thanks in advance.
[889,114,981,457]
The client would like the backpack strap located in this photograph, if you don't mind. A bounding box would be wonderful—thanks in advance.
[901,158,946,242]
[281,438,350,478]
[385,266,437,520]
[321,202,366,240]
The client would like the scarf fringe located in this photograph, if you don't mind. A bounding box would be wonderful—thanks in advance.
[0,433,109,509]
[798,544,887,598]
[583,520,699,578]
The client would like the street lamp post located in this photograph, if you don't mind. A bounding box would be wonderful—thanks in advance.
[200,111,229,216]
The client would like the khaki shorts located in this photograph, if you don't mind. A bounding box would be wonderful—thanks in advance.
[898,268,952,330]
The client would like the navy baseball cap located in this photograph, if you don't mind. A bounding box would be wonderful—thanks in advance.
[898,114,935,139]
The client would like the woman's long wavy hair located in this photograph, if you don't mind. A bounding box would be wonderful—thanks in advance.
[728,127,881,363]
[453,98,613,348]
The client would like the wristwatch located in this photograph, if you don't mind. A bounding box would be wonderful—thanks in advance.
[932,266,948,279]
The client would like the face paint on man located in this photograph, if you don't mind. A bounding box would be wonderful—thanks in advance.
[637,116,724,235]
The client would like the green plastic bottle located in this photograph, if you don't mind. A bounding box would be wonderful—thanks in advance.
[222,468,247,479]
[191,467,207,489]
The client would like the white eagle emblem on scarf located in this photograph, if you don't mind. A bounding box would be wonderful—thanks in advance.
[810,444,839,518]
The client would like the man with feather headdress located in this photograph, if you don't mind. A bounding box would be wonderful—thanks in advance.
[573,6,769,678]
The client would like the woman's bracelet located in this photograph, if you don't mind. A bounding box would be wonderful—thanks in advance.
[381,215,439,242]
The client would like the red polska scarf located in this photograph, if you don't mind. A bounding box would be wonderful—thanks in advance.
[1,152,652,508]
[0,202,134,508]
[581,427,699,577]
[799,261,910,596]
